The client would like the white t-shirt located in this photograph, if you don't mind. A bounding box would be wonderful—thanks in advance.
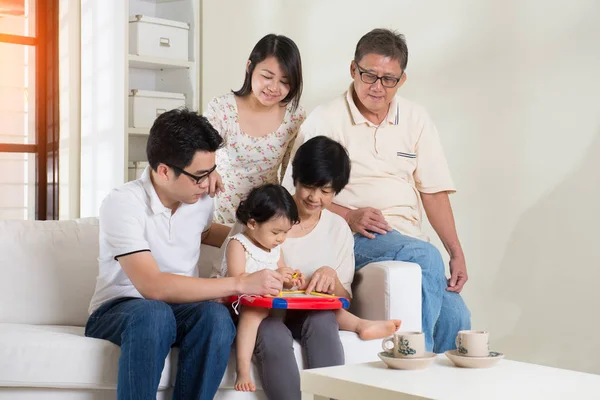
[217,233,280,278]
[88,167,213,314]
[281,209,355,296]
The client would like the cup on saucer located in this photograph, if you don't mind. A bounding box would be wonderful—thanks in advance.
[382,331,425,358]
[447,330,504,368]
[455,330,490,357]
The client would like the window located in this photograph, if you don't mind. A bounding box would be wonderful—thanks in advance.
[0,0,58,220]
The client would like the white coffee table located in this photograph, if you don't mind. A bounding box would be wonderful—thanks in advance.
[301,354,600,399]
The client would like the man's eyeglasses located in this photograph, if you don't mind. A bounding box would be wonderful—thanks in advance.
[167,164,217,185]
[355,61,403,88]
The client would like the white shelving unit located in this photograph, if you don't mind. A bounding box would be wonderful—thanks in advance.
[80,0,200,216]
[126,0,201,179]
[128,54,194,70]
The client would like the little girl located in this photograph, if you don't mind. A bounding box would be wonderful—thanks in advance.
[219,184,401,392]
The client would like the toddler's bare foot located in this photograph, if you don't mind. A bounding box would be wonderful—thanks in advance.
[357,319,402,340]
[235,369,256,392]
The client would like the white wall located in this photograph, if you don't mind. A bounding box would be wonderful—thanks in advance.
[58,0,81,220]
[202,0,600,374]
[79,0,127,217]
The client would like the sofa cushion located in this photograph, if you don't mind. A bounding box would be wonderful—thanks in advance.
[0,324,173,390]
[0,219,100,326]
[0,323,380,392]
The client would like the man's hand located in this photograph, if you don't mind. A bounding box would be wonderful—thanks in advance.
[301,266,337,294]
[276,266,295,287]
[208,169,224,198]
[238,269,283,296]
[346,207,392,239]
[447,255,468,293]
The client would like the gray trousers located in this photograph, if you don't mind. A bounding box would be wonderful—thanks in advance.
[253,310,344,400]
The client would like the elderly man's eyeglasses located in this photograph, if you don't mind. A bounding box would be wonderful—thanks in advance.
[355,61,403,88]
[167,164,217,184]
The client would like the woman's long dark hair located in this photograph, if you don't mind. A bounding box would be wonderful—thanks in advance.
[233,34,303,112]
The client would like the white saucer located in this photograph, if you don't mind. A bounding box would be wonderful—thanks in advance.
[445,350,504,368]
[378,351,436,370]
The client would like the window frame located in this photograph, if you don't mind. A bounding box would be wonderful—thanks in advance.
[0,0,59,220]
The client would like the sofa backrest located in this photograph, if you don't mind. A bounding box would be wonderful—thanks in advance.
[0,217,224,327]
[0,218,100,326]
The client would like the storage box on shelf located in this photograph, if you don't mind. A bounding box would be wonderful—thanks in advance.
[129,15,190,61]
[128,89,186,128]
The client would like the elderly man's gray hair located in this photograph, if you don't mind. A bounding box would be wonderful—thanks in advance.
[354,28,409,71]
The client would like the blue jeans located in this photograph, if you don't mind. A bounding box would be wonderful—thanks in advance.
[354,231,471,353]
[85,297,235,400]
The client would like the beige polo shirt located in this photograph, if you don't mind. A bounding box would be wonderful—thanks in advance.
[282,84,455,240]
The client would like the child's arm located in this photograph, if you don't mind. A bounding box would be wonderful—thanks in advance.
[226,239,248,278]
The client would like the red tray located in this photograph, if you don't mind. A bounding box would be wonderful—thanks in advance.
[227,291,350,310]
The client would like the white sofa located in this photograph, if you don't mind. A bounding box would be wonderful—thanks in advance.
[0,218,422,399]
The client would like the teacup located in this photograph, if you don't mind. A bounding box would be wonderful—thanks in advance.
[382,331,425,358]
[455,330,489,357]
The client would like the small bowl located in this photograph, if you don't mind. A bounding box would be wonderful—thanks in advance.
[378,351,436,370]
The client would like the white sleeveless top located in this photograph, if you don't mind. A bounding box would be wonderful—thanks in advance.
[217,233,280,278]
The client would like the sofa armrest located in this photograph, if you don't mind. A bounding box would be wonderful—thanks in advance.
[350,261,422,332]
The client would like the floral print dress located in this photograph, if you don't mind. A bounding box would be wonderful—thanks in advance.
[205,92,306,224]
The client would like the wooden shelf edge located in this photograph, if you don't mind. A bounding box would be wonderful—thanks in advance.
[128,127,150,136]
[128,54,193,70]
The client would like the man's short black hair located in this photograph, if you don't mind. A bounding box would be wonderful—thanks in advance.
[292,136,351,194]
[236,184,299,225]
[146,108,223,174]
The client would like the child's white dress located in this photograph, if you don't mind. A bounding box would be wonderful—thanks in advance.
[218,233,280,278]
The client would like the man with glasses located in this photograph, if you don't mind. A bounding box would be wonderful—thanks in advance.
[86,109,284,399]
[283,29,470,353]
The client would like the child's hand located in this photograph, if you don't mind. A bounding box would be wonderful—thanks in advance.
[276,267,295,284]
[291,270,305,289]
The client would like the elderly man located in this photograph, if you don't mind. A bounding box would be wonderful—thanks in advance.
[284,28,470,352]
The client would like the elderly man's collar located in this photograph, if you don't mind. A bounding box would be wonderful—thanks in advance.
[345,84,399,127]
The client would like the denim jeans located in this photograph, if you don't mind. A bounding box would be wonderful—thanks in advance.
[253,311,344,400]
[354,230,471,353]
[85,297,235,400]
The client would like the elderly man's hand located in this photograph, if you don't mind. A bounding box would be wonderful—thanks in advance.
[301,266,337,294]
[346,207,392,239]
[207,169,224,198]
[447,255,468,293]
